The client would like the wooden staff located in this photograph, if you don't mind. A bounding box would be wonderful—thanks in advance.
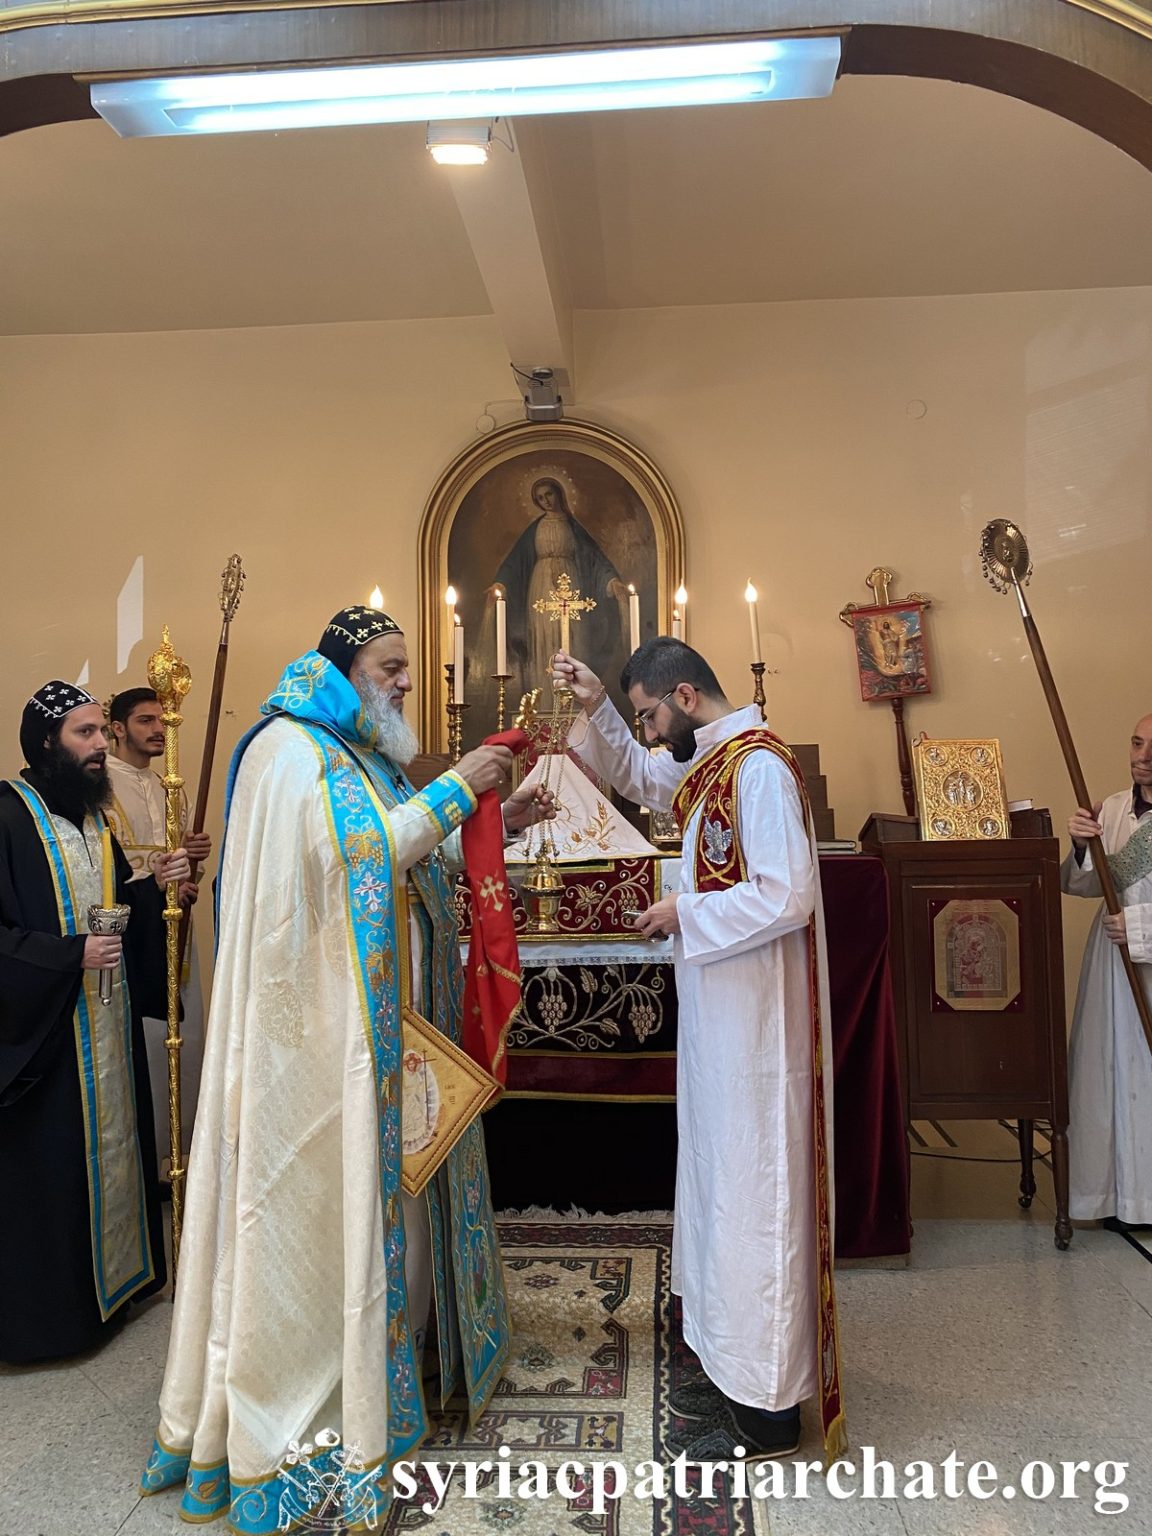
[147,627,192,1281]
[176,555,245,977]
[981,519,1152,1056]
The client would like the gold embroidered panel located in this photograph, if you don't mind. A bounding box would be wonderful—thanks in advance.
[913,738,1010,842]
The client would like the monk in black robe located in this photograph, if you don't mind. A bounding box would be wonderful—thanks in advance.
[0,682,190,1364]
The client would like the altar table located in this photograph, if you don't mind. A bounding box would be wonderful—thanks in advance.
[481,854,910,1259]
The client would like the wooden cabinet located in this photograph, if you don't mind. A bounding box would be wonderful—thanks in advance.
[862,836,1071,1248]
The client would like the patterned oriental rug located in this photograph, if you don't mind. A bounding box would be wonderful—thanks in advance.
[385,1217,761,1536]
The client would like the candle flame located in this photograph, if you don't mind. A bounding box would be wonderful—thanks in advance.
[745,581,758,603]
[369,585,384,608]
[454,611,462,626]
[627,582,636,594]
[445,585,457,606]
[495,585,505,600]
[675,584,688,606]
[673,608,681,621]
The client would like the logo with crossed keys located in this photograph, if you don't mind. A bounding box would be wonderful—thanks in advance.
[277,1430,381,1532]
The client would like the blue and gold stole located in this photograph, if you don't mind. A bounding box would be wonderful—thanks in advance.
[6,780,153,1318]
[172,653,509,1532]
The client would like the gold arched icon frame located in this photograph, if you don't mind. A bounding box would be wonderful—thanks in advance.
[418,419,686,753]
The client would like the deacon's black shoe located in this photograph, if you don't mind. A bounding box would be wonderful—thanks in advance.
[667,1377,727,1421]
[664,1405,801,1463]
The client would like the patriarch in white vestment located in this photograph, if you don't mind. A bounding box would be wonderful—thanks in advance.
[1063,713,1152,1225]
[555,637,845,1464]
[106,686,209,1166]
[141,608,551,1534]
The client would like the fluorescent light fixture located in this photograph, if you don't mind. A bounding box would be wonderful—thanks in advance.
[90,37,841,138]
[426,119,492,165]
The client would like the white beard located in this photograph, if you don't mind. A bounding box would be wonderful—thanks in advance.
[353,676,421,766]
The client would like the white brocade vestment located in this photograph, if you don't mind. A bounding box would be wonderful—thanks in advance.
[152,716,482,1493]
[1061,788,1152,1223]
[105,753,203,1165]
[571,700,833,1411]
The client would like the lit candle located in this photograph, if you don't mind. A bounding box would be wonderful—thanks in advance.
[369,585,384,608]
[745,581,763,664]
[674,584,687,641]
[444,585,457,671]
[453,614,465,704]
[101,822,115,907]
[494,586,508,675]
[628,584,641,653]
[672,609,682,640]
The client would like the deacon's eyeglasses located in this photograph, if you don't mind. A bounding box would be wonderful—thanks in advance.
[637,689,678,727]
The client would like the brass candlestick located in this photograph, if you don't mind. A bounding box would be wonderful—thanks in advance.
[447,702,469,764]
[749,662,781,722]
[444,663,454,755]
[751,661,767,721]
[492,672,510,733]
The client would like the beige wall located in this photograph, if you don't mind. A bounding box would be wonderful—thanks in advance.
[2,286,1148,1004]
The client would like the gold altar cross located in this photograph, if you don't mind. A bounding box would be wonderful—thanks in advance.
[533,571,596,654]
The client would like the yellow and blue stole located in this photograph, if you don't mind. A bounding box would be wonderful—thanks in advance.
[6,779,153,1319]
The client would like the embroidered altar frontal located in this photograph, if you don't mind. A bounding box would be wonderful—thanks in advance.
[458,856,678,1101]
[455,856,665,941]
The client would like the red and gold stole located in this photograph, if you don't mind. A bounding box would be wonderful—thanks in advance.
[673,727,848,1462]
[459,728,529,1089]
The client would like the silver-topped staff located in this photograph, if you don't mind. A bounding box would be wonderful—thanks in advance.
[980,517,1152,1057]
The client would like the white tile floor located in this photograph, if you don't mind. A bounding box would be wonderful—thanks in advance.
[2,1127,1150,1535]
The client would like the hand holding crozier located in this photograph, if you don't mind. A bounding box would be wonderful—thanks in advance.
[154,847,191,889]
[1068,804,1103,849]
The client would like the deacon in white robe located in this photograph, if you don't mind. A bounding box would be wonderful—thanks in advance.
[106,687,208,1166]
[1062,712,1152,1225]
[141,608,551,1534]
[555,637,841,1463]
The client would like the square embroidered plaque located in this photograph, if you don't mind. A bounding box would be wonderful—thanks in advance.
[401,1007,499,1196]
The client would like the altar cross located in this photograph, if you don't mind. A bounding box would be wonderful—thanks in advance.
[533,571,596,654]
